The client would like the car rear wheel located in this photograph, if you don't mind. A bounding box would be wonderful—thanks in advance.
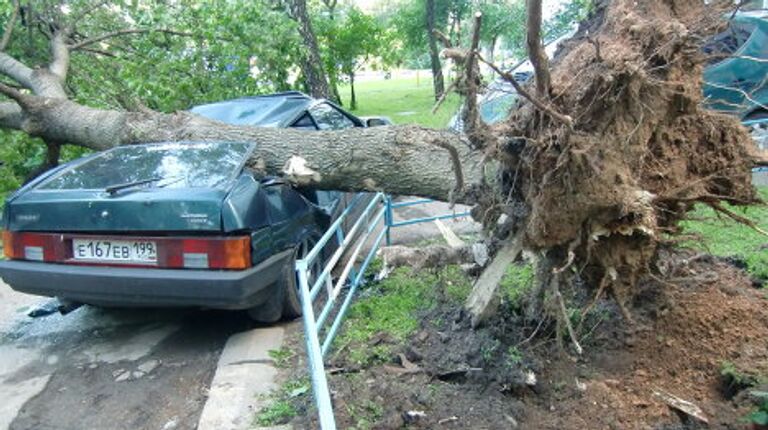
[247,236,320,322]
[282,237,322,319]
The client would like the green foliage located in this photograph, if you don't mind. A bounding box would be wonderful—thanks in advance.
[544,0,594,40]
[441,264,473,301]
[268,347,294,369]
[255,400,297,427]
[505,345,523,367]
[254,378,309,427]
[500,263,534,308]
[746,392,768,425]
[680,187,768,280]
[345,399,385,430]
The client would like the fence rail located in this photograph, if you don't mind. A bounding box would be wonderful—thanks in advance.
[296,194,469,429]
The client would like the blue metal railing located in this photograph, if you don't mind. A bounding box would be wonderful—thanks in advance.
[296,194,470,429]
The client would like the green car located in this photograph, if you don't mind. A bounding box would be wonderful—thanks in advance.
[0,92,376,322]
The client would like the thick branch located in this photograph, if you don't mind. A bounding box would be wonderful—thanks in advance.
[0,101,22,129]
[69,28,194,51]
[461,12,484,142]
[49,31,70,81]
[0,0,20,52]
[0,82,34,108]
[0,52,35,90]
[0,96,487,202]
[526,0,550,97]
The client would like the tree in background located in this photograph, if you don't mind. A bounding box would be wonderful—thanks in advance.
[0,0,302,187]
[279,0,332,99]
[316,7,396,110]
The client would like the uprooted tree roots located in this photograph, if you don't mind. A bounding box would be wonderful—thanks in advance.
[448,0,763,340]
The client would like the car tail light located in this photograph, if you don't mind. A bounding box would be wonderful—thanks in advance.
[3,231,57,261]
[173,237,252,270]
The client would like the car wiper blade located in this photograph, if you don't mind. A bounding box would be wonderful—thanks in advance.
[105,177,163,195]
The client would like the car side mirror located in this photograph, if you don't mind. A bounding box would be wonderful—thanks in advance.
[365,117,392,127]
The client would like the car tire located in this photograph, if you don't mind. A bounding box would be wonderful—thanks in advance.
[282,236,321,319]
[247,236,319,322]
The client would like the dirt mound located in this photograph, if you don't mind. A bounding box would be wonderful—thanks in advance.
[311,258,768,429]
[494,0,759,308]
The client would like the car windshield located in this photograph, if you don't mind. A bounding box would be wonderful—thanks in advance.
[480,92,518,124]
[38,142,252,191]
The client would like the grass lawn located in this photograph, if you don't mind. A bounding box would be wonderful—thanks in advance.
[681,186,768,279]
[338,76,460,128]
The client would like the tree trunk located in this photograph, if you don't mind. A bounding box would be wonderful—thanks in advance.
[426,0,445,101]
[349,71,357,110]
[329,69,343,106]
[288,0,331,99]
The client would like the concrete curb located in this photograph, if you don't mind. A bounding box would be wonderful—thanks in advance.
[197,326,285,430]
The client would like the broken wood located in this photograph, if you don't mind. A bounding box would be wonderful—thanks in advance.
[465,234,523,328]
[377,244,475,270]
[654,390,709,424]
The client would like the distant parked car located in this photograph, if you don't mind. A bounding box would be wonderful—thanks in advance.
[0,92,383,322]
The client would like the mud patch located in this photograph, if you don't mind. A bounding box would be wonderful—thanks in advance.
[293,257,768,429]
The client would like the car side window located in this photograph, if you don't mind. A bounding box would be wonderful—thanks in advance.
[309,103,355,130]
[290,113,318,130]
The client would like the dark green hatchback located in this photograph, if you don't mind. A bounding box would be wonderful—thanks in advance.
[0,92,374,321]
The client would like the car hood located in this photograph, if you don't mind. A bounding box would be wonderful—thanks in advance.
[4,188,231,232]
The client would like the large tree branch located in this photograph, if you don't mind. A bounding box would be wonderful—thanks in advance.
[68,28,195,51]
[0,52,36,90]
[0,101,23,130]
[0,82,35,108]
[526,0,550,97]
[0,95,488,202]
[0,0,20,52]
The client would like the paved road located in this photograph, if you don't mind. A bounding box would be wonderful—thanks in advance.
[0,285,280,430]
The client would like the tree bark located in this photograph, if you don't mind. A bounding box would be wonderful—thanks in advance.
[526,0,550,97]
[426,0,445,102]
[349,71,357,110]
[0,92,486,202]
[288,0,331,99]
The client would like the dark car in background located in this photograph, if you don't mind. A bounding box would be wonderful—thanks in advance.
[702,11,768,121]
[0,92,381,322]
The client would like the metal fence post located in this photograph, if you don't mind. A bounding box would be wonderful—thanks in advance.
[296,260,336,430]
[384,195,393,246]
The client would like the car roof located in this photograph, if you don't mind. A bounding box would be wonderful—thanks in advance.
[190,91,315,128]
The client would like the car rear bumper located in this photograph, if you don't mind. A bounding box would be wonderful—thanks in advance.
[0,249,293,309]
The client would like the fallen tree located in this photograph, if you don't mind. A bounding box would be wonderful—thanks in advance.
[0,0,765,343]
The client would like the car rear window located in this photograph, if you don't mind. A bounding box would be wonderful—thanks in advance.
[38,142,253,191]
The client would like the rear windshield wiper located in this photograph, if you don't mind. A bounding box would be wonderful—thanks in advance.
[105,177,163,195]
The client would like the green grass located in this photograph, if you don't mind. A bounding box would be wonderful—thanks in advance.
[680,186,768,280]
[336,265,468,366]
[338,76,461,128]
[500,263,535,308]
[253,378,309,427]
[336,267,435,366]
[268,347,293,369]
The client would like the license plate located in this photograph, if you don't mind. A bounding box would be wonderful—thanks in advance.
[72,239,157,263]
